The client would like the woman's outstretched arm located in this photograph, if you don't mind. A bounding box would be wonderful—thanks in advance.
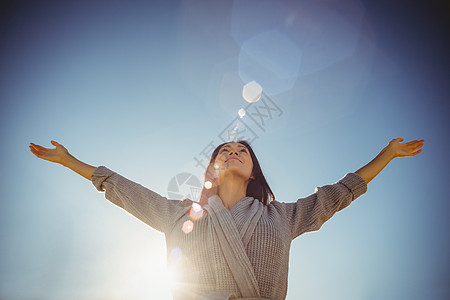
[29,140,96,180]
[355,138,424,184]
[286,138,424,239]
[30,140,186,233]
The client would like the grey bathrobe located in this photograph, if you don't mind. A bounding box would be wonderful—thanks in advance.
[91,166,367,300]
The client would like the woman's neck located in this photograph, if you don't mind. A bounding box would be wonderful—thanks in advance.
[217,175,248,209]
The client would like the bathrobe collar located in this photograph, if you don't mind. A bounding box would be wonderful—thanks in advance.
[204,195,264,298]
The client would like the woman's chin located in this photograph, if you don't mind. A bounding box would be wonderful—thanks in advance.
[220,168,251,181]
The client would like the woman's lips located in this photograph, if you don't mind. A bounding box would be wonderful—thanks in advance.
[226,157,241,163]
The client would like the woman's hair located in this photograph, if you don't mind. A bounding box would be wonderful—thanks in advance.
[199,140,275,205]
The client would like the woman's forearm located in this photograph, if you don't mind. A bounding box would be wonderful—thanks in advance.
[355,146,395,184]
[61,154,97,181]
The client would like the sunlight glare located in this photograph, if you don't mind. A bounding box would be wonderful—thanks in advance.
[164,265,181,292]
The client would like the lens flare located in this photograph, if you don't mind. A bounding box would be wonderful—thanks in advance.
[238,108,246,118]
[243,81,262,103]
[192,202,202,212]
[182,220,194,234]
[228,129,237,141]
[169,246,183,262]
[190,203,204,220]
[227,123,240,142]
[204,181,212,189]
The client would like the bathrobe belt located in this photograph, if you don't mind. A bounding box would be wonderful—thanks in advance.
[204,196,265,299]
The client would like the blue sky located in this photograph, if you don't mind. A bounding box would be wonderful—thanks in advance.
[1,0,449,299]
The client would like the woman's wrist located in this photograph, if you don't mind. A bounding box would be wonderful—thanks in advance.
[61,153,96,180]
[355,144,395,184]
[60,153,77,167]
[382,144,397,161]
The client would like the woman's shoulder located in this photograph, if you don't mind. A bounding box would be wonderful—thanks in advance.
[265,199,292,214]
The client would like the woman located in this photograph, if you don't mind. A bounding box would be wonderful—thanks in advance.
[29,138,424,300]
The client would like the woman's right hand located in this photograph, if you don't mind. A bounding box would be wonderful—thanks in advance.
[29,140,70,164]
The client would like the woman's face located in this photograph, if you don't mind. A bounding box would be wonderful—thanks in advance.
[214,142,254,182]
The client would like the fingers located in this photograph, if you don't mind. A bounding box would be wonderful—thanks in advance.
[29,144,38,155]
[31,144,48,151]
[51,140,66,150]
[29,143,44,157]
[411,149,423,156]
[408,140,425,152]
[391,138,403,143]
[401,140,425,157]
[388,137,424,158]
[412,141,424,150]
[389,138,404,145]
[29,143,40,152]
[392,138,425,149]
[29,142,55,158]
[30,140,62,152]
[404,139,425,145]
[393,138,425,144]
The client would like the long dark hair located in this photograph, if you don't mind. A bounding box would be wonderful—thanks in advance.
[199,140,275,205]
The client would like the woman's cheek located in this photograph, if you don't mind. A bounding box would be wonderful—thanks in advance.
[213,162,224,178]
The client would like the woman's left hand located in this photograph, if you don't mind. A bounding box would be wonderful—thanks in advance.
[386,138,425,158]
[355,138,425,184]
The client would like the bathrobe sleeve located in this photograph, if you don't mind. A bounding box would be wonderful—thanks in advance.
[285,173,367,239]
[91,166,188,233]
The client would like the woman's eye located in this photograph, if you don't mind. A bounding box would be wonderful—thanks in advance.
[220,148,246,153]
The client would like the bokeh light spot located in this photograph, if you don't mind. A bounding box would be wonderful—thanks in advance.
[169,246,183,262]
[228,129,237,141]
[204,181,212,189]
[182,220,194,234]
[242,81,263,103]
[190,203,204,220]
[192,202,202,212]
[238,108,246,118]
[239,31,301,95]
